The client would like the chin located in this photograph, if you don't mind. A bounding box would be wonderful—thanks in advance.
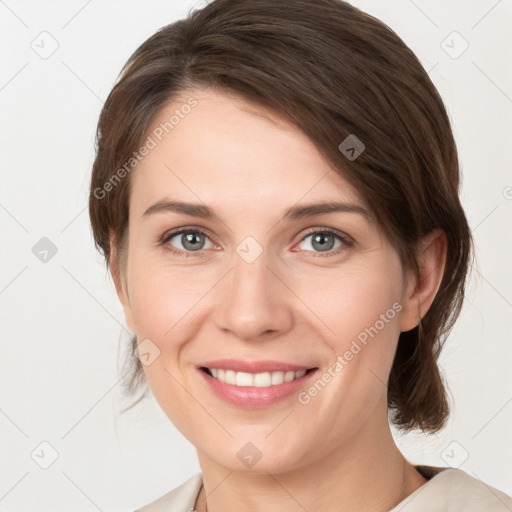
[198,435,309,475]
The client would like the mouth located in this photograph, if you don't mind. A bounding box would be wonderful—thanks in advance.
[200,367,316,387]
[197,360,319,408]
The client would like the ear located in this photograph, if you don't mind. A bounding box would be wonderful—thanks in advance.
[399,229,447,332]
[109,233,136,334]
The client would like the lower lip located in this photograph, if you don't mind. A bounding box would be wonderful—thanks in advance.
[198,368,317,408]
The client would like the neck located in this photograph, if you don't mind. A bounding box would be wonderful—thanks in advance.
[194,413,428,512]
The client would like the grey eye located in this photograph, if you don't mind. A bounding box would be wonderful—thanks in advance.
[299,232,343,252]
[167,230,214,252]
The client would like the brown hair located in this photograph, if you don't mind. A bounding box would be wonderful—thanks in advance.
[89,0,472,433]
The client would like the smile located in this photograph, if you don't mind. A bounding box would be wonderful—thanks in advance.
[202,368,309,387]
[198,361,319,408]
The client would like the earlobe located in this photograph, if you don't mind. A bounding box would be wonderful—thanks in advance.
[399,229,447,332]
[108,235,136,334]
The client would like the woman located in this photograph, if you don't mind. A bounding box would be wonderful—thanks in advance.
[88,0,512,510]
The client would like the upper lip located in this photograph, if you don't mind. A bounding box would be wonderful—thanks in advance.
[199,359,317,373]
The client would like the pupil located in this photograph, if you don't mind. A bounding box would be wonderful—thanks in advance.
[312,233,334,252]
[183,232,204,251]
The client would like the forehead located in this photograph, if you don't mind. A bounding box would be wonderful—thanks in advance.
[129,88,365,217]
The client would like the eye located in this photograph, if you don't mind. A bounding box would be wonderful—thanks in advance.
[161,227,353,258]
[162,228,216,257]
[295,228,352,256]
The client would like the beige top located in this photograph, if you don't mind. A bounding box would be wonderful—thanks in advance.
[134,465,512,511]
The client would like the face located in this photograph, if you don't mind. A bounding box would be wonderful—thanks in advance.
[114,88,416,474]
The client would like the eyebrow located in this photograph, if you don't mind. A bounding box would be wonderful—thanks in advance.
[142,199,372,223]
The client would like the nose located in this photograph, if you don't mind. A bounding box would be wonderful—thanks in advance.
[213,247,294,342]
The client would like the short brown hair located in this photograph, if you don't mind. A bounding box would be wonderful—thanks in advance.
[89,0,473,433]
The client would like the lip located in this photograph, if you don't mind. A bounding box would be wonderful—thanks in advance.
[199,359,313,373]
[197,359,318,409]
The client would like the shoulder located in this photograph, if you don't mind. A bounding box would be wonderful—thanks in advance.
[133,472,203,512]
[130,467,512,511]
[390,465,512,512]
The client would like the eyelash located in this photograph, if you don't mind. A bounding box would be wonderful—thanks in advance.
[160,227,354,258]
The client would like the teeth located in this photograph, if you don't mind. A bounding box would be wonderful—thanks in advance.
[253,372,271,387]
[207,368,308,387]
[271,371,284,385]
[226,370,236,385]
[236,371,253,386]
[284,370,295,382]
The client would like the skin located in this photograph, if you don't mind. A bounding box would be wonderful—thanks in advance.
[110,88,447,512]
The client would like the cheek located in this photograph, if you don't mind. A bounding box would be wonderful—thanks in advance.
[125,256,204,428]
[295,260,404,410]
[294,269,403,437]
[128,274,175,339]
[127,248,206,338]
[295,260,403,348]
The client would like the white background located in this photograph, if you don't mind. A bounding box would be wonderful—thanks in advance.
[1,0,511,510]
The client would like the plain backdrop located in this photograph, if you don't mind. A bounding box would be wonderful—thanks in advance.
[1,0,511,510]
